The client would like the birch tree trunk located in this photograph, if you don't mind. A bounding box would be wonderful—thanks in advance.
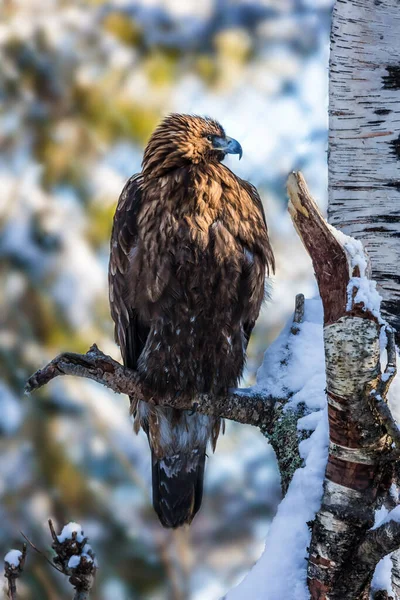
[328,0,400,342]
[304,1,400,597]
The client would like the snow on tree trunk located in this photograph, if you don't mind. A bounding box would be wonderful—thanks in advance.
[288,172,399,600]
[328,0,400,342]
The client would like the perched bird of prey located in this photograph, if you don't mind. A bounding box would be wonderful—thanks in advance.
[109,114,275,528]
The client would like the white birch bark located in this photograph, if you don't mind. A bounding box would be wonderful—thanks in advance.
[329,0,400,338]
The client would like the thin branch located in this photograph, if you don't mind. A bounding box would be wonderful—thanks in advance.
[386,327,397,374]
[370,394,400,453]
[290,293,305,335]
[25,344,282,428]
[4,544,27,600]
[368,327,399,454]
[20,531,64,574]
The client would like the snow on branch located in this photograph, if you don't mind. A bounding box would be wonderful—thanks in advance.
[4,545,27,600]
[48,520,97,600]
[21,520,97,600]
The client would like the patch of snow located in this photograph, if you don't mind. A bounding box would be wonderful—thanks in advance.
[371,555,394,596]
[390,484,400,504]
[227,408,328,600]
[382,368,395,383]
[57,522,85,543]
[255,297,325,405]
[4,550,22,568]
[330,227,384,322]
[297,411,323,431]
[372,505,389,530]
[68,555,82,569]
[68,552,94,569]
[346,277,382,322]
[227,299,328,600]
[373,505,400,529]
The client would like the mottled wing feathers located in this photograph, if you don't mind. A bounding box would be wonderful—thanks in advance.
[235,177,275,346]
[239,177,275,276]
[109,174,149,370]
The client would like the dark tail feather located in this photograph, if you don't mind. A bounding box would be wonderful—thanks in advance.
[152,449,206,528]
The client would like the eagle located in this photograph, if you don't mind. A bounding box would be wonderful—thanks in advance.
[109,114,275,528]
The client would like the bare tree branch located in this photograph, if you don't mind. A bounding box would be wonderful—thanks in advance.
[362,517,400,565]
[344,513,400,598]
[20,531,64,574]
[291,293,305,335]
[25,344,282,428]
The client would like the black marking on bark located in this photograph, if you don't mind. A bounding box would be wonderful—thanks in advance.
[380,273,400,285]
[364,226,391,233]
[367,120,385,126]
[382,300,400,343]
[390,135,400,161]
[385,180,400,192]
[374,109,391,116]
[383,66,400,90]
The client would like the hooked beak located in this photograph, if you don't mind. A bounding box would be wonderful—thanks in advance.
[213,136,243,160]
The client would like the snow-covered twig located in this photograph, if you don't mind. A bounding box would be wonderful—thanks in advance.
[4,545,27,600]
[21,521,97,599]
[48,520,97,600]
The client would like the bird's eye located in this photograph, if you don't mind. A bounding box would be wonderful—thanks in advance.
[206,135,213,142]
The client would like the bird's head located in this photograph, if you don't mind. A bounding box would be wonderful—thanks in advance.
[142,114,242,177]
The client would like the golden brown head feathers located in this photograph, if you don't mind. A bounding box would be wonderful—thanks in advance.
[142,114,241,177]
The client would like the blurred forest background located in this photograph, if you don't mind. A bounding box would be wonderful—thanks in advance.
[0,1,332,598]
